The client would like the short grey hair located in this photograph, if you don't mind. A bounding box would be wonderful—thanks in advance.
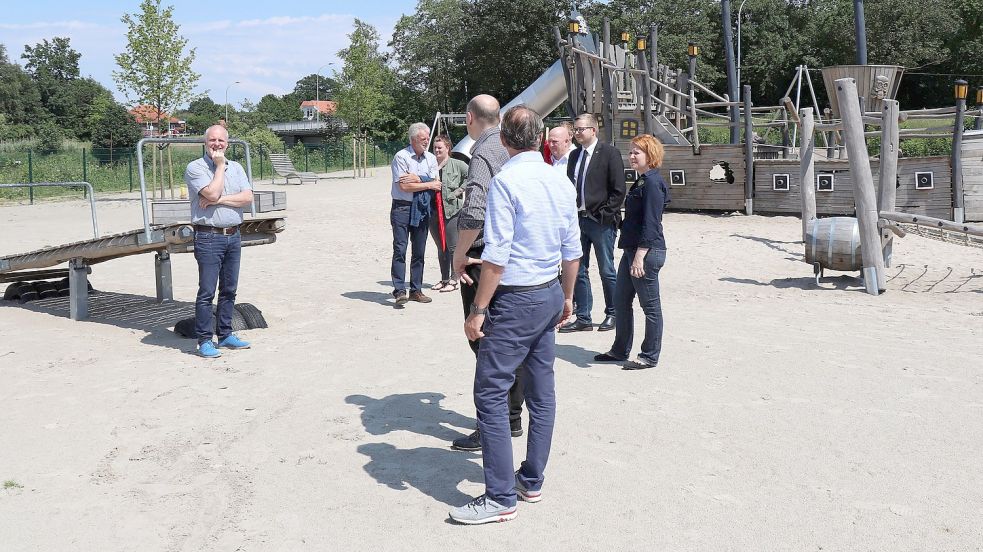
[408,122,430,143]
[500,105,543,151]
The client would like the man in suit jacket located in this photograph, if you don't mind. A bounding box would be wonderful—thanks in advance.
[560,114,626,333]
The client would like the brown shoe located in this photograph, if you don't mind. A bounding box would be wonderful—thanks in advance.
[409,291,432,303]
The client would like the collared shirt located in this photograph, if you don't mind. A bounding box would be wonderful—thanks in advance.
[572,139,597,210]
[551,151,570,177]
[482,151,582,286]
[457,127,510,249]
[390,145,437,201]
[184,154,251,227]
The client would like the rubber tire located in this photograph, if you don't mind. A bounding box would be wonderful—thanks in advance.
[4,282,27,301]
[36,280,59,299]
[18,282,39,303]
[234,303,268,329]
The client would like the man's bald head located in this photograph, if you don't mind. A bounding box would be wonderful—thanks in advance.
[204,124,229,159]
[467,94,500,126]
[205,125,229,141]
[548,125,572,159]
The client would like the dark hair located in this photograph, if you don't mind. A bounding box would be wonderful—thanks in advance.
[500,105,543,151]
[434,135,453,149]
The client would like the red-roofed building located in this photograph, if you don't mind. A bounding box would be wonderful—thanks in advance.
[300,100,337,121]
[129,105,187,136]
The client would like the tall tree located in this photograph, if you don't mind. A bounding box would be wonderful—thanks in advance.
[113,0,200,136]
[293,73,339,102]
[0,44,44,128]
[336,19,394,137]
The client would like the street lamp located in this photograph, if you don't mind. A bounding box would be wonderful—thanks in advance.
[315,63,334,122]
[225,80,240,123]
[737,0,748,88]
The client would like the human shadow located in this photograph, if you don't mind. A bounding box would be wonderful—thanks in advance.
[554,342,597,369]
[346,392,474,442]
[720,275,857,291]
[730,233,805,260]
[357,443,483,506]
[0,291,197,352]
[340,290,395,307]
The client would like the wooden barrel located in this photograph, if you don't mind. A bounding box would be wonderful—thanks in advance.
[805,216,862,272]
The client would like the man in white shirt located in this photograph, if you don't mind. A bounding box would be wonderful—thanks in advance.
[546,124,573,176]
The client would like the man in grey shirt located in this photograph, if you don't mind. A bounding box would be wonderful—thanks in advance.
[450,94,525,452]
[183,125,253,358]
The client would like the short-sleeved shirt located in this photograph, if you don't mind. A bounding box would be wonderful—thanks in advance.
[481,151,582,286]
[184,155,251,227]
[390,145,437,201]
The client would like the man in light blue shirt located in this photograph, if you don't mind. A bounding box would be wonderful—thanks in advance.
[389,122,440,306]
[449,105,581,525]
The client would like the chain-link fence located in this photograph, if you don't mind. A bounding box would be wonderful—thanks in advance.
[0,139,406,203]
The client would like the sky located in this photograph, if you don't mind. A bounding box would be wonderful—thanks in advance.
[1,0,417,108]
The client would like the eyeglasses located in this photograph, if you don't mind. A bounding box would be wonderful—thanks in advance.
[573,127,595,133]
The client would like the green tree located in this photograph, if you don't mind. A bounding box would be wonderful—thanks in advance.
[88,96,143,159]
[0,44,45,127]
[256,93,300,123]
[293,73,339,102]
[336,19,394,137]
[113,0,200,136]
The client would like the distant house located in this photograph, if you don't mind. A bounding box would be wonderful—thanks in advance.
[129,105,187,137]
[300,100,337,121]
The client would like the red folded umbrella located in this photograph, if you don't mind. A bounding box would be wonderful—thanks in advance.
[435,191,446,251]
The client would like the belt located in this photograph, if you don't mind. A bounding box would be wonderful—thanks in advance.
[497,278,559,294]
[195,224,239,235]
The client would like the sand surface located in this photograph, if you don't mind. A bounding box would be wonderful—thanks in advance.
[1,170,982,551]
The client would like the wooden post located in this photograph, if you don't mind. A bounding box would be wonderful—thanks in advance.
[878,99,900,266]
[952,89,967,223]
[799,108,817,242]
[637,50,654,136]
[720,0,741,144]
[743,84,754,215]
[352,135,357,178]
[834,77,885,295]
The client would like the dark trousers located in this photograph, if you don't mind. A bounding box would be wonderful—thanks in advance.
[391,200,429,293]
[460,248,524,427]
[475,282,564,507]
[193,231,242,344]
[610,249,666,365]
[573,217,618,323]
[428,212,460,282]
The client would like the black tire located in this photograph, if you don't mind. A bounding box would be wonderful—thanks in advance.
[36,280,59,299]
[4,282,27,301]
[18,282,39,303]
[55,278,70,292]
[234,303,268,329]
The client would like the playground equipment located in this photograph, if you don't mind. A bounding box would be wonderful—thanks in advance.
[799,78,983,295]
[0,137,286,319]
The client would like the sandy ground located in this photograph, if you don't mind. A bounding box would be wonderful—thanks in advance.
[1,169,982,551]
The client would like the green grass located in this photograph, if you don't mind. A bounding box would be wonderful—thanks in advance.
[3,480,23,489]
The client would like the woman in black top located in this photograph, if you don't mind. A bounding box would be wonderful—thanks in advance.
[594,134,670,370]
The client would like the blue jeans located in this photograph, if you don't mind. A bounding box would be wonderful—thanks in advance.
[574,217,617,323]
[390,200,429,293]
[193,231,242,344]
[475,282,564,507]
[610,249,666,365]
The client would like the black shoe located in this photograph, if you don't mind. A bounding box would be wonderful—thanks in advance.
[510,422,523,438]
[593,352,625,362]
[622,359,657,370]
[452,430,482,451]
[597,315,616,331]
[558,320,592,333]
[393,290,408,307]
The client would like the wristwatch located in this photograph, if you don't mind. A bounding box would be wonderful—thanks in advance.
[470,303,488,315]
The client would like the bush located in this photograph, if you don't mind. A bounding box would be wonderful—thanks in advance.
[34,121,65,153]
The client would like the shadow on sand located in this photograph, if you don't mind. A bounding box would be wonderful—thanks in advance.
[347,392,480,506]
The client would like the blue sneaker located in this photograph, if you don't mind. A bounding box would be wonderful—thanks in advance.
[198,341,222,358]
[217,334,251,349]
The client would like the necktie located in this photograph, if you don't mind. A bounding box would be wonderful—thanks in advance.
[576,149,588,209]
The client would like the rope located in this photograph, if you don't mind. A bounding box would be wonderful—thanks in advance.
[897,223,983,249]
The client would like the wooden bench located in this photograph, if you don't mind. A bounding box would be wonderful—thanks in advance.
[268,153,320,185]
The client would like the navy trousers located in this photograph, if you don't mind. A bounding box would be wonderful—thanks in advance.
[475,282,564,507]
[610,249,666,365]
[573,217,617,323]
[193,231,242,344]
[390,200,429,293]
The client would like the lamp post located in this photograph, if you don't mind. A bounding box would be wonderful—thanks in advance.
[225,80,240,123]
[315,63,333,122]
[953,79,968,223]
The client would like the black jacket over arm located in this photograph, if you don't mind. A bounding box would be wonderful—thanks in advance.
[567,141,627,226]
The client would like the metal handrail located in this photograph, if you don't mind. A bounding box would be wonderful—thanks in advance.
[0,182,99,238]
[135,137,256,243]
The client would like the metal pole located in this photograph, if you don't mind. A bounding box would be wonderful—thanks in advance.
[128,153,133,192]
[28,151,34,204]
[225,81,240,122]
[721,0,741,143]
[854,0,868,65]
